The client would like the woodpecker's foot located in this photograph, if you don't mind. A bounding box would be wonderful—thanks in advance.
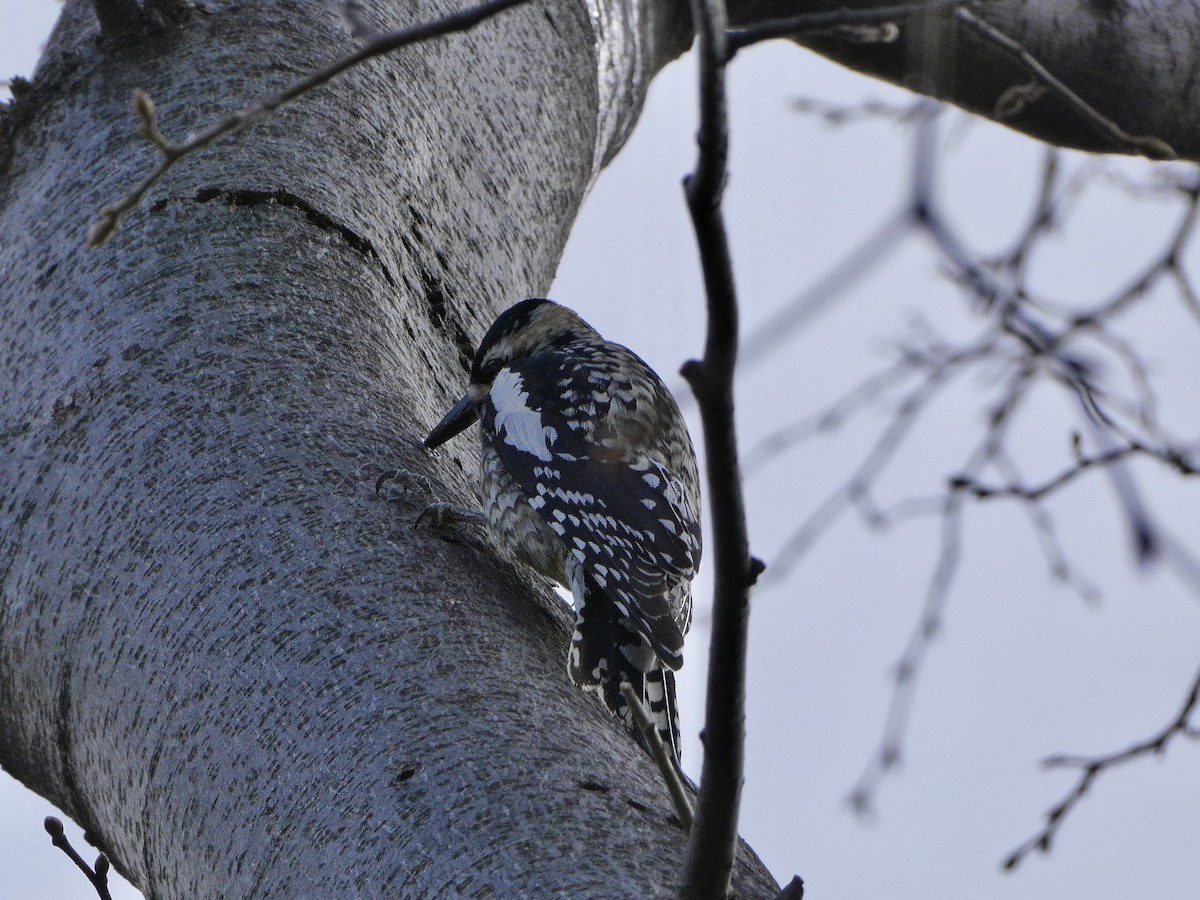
[375,468,438,502]
[414,502,485,536]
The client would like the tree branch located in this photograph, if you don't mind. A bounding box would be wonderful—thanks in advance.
[1003,665,1200,870]
[848,363,1034,814]
[748,101,1200,829]
[87,0,533,246]
[44,817,113,900]
[678,0,763,897]
[780,0,1200,159]
[727,0,973,55]
[952,442,1200,503]
[954,8,1175,160]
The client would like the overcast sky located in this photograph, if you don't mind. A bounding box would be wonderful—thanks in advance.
[3,4,1199,899]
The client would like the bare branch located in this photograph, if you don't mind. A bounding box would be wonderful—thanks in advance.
[990,450,1101,606]
[953,441,1200,503]
[1067,184,1200,329]
[44,817,114,900]
[767,342,990,583]
[848,490,965,815]
[790,96,926,127]
[1003,665,1200,870]
[848,366,1034,814]
[911,104,1165,563]
[752,98,1200,831]
[678,0,764,896]
[994,147,1060,276]
[738,208,913,370]
[743,358,916,475]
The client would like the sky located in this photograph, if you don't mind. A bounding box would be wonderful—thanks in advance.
[3,4,1199,899]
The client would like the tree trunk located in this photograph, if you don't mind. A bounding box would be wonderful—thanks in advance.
[0,1,777,895]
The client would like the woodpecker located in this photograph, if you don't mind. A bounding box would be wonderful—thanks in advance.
[424,299,702,761]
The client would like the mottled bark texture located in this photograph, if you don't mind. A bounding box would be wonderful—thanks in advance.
[0,0,778,896]
[736,0,1200,161]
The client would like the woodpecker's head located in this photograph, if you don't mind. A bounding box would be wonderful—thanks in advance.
[424,299,600,449]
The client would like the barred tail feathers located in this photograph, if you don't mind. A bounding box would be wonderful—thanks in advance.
[647,666,682,762]
[567,568,683,759]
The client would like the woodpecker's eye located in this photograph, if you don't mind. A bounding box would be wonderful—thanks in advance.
[474,354,507,385]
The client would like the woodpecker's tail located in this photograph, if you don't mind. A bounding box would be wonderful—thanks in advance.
[567,570,683,761]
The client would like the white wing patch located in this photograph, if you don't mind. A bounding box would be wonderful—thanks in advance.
[490,369,559,462]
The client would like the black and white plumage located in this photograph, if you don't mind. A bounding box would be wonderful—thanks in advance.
[424,299,701,760]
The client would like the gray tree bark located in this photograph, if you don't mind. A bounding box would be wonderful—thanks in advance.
[0,0,778,896]
[792,0,1195,160]
[737,0,1200,161]
[3,0,1191,897]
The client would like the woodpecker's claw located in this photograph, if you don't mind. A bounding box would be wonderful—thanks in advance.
[414,502,484,534]
[375,468,405,496]
[376,468,438,503]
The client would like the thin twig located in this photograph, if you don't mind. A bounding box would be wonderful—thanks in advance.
[620,683,694,830]
[913,104,1163,565]
[743,44,1200,841]
[767,351,979,583]
[44,817,114,900]
[954,441,1199,502]
[847,490,965,815]
[743,358,916,475]
[848,363,1035,814]
[995,147,1060,277]
[1003,665,1200,870]
[88,0,533,246]
[791,96,926,127]
[1068,185,1200,329]
[954,446,1138,501]
[990,449,1102,605]
[678,0,760,897]
[955,8,1175,160]
[739,207,913,369]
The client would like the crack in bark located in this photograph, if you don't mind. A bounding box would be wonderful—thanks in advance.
[188,187,399,288]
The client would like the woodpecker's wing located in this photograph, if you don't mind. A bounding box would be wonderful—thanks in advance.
[481,344,700,666]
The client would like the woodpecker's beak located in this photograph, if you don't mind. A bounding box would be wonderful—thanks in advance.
[424,388,482,448]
